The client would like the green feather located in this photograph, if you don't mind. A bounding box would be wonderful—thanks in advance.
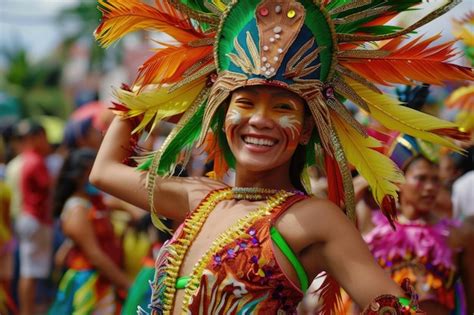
[137,155,153,171]
[157,102,206,176]
[305,129,320,167]
[356,25,403,35]
[300,0,334,81]
[174,0,211,13]
[217,0,261,71]
[333,1,421,34]
[213,105,236,169]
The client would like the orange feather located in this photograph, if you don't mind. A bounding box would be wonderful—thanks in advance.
[136,44,213,86]
[202,133,229,180]
[339,34,474,85]
[95,0,202,47]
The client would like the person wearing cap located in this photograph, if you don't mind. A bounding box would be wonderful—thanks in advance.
[14,120,52,315]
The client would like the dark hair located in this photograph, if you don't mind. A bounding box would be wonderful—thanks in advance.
[52,148,96,217]
[63,117,94,149]
[449,146,474,176]
[396,83,431,111]
[289,143,307,191]
[403,155,437,173]
[13,119,45,138]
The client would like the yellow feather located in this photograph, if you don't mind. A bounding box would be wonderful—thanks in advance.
[331,112,405,206]
[114,77,206,133]
[345,78,463,151]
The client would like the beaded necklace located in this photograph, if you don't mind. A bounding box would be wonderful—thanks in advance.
[159,187,294,314]
[231,186,304,200]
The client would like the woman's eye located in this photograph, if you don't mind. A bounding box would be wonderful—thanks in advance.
[236,100,253,107]
[275,103,293,110]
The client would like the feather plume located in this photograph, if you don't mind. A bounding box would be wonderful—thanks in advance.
[95,0,202,47]
[96,0,215,88]
[114,77,207,134]
[311,272,343,315]
[136,44,213,86]
[339,34,474,85]
[202,133,229,180]
[331,112,404,224]
[445,86,474,111]
[324,154,344,209]
[345,79,469,150]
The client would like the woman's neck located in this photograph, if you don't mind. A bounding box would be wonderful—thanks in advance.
[234,163,295,191]
[398,203,434,223]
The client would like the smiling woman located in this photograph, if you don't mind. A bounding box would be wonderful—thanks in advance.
[90,0,473,314]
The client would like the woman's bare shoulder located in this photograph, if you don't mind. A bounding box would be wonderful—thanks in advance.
[276,196,353,244]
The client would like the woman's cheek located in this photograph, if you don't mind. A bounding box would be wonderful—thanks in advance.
[278,115,302,149]
[224,109,242,140]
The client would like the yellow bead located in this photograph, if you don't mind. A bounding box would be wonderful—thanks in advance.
[287,9,296,18]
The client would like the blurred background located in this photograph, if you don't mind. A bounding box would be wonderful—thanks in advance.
[0,1,472,314]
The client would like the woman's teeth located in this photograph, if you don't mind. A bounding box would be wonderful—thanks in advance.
[243,136,276,147]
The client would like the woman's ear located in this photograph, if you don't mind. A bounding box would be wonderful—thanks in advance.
[299,117,314,145]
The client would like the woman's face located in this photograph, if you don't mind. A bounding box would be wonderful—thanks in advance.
[399,158,441,214]
[224,85,309,172]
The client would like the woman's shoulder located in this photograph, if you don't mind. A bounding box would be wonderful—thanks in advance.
[276,196,349,238]
[61,196,92,219]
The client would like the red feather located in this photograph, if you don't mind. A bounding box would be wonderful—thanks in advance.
[325,154,345,209]
[311,274,343,315]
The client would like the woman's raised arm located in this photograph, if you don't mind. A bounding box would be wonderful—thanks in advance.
[90,116,191,221]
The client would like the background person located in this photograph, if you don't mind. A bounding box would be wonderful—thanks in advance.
[49,148,131,314]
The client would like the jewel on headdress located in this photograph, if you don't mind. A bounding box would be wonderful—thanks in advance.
[259,7,269,17]
[287,9,296,19]
[324,86,335,99]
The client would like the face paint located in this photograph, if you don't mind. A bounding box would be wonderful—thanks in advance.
[226,109,242,125]
[278,115,302,140]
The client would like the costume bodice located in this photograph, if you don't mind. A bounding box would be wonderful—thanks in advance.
[364,211,461,311]
[148,188,308,314]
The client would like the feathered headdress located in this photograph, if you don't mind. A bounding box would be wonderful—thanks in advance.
[95,0,473,226]
[95,1,473,312]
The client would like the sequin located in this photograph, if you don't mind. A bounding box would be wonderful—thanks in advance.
[273,26,282,34]
[275,5,282,14]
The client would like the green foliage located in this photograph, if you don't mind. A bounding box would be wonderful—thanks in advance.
[0,47,71,119]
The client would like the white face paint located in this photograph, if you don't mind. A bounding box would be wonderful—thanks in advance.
[226,109,242,125]
[278,115,302,140]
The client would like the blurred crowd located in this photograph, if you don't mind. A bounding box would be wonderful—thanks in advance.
[0,82,473,315]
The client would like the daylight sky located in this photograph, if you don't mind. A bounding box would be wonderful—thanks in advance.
[0,0,472,67]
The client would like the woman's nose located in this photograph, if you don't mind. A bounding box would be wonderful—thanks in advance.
[248,107,274,129]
